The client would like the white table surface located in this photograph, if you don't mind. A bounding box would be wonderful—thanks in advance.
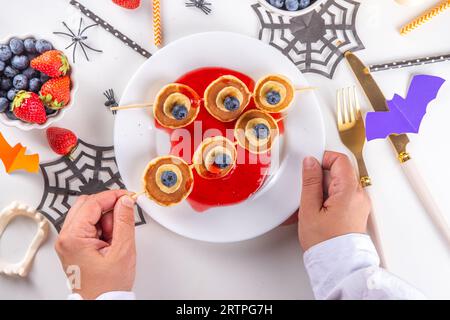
[0,0,449,299]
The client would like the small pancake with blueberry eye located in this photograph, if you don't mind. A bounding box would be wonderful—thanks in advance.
[142,155,194,206]
[192,136,237,179]
[234,109,279,154]
[204,75,252,122]
[153,84,201,129]
[254,74,295,113]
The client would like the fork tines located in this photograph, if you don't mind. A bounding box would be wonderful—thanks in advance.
[337,86,362,130]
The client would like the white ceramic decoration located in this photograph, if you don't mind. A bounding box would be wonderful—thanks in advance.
[114,32,325,243]
[0,202,49,277]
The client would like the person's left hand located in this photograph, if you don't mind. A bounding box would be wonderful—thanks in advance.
[55,190,137,300]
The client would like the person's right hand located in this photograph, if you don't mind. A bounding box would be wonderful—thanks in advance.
[55,190,136,300]
[298,151,371,251]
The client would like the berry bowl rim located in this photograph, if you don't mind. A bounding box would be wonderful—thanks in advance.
[0,34,78,131]
[257,0,327,17]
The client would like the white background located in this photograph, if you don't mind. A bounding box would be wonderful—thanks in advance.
[0,0,449,299]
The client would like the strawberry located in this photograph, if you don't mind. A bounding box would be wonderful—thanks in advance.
[112,0,141,9]
[40,76,71,110]
[11,91,47,124]
[30,50,70,78]
[46,127,78,156]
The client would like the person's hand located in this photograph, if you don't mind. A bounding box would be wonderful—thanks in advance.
[298,151,371,251]
[55,190,136,300]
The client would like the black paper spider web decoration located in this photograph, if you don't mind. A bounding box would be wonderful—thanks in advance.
[37,139,146,231]
[252,0,364,78]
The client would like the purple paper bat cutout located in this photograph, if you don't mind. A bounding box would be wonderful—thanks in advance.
[365,75,445,141]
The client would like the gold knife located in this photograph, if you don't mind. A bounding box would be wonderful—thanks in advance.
[345,51,450,246]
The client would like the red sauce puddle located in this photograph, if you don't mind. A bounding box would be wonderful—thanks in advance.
[156,67,284,212]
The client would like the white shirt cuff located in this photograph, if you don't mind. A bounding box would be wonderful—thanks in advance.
[303,233,380,299]
[68,291,136,300]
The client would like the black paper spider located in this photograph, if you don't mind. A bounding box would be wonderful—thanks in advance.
[53,18,103,63]
[37,139,146,231]
[104,89,118,115]
[185,0,212,15]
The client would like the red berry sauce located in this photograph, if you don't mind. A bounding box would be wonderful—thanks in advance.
[155,67,284,212]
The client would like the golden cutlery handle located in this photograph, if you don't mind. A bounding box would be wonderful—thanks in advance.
[356,156,372,187]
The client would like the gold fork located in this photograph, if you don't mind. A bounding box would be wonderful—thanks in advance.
[337,87,387,268]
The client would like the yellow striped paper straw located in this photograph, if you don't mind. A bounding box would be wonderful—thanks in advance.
[400,0,450,35]
[153,0,162,47]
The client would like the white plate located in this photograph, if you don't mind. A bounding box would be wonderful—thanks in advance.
[114,32,325,243]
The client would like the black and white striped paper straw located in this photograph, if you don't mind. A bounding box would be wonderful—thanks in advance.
[369,53,450,72]
[69,0,152,59]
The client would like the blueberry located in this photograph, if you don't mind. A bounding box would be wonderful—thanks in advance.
[24,38,37,53]
[11,55,29,70]
[9,38,24,55]
[0,90,6,98]
[254,123,270,139]
[35,39,53,54]
[298,0,311,9]
[223,96,240,111]
[5,108,18,120]
[161,171,178,188]
[27,53,38,61]
[45,106,58,116]
[13,74,28,90]
[0,77,12,90]
[23,67,38,79]
[7,89,18,101]
[266,90,281,105]
[29,78,42,93]
[214,153,232,169]
[0,45,12,62]
[4,66,18,78]
[285,0,299,10]
[171,104,188,120]
[268,0,285,8]
[0,61,5,72]
[40,72,50,83]
[0,97,8,112]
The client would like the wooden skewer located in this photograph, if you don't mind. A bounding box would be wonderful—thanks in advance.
[110,103,153,111]
[132,191,146,200]
[100,191,143,216]
[111,86,316,112]
[295,86,317,92]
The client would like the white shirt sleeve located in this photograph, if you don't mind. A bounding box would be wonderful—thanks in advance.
[303,233,426,300]
[68,291,136,300]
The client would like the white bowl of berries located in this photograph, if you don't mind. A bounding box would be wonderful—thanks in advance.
[0,35,77,131]
[258,0,326,17]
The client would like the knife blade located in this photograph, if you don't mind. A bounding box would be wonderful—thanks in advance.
[345,51,450,245]
[344,51,410,162]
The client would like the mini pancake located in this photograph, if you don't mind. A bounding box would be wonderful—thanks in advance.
[204,75,252,122]
[254,74,295,113]
[142,155,194,206]
[192,136,237,179]
[153,84,201,129]
[234,110,279,154]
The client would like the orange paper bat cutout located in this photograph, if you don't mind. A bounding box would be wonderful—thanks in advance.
[0,132,39,174]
